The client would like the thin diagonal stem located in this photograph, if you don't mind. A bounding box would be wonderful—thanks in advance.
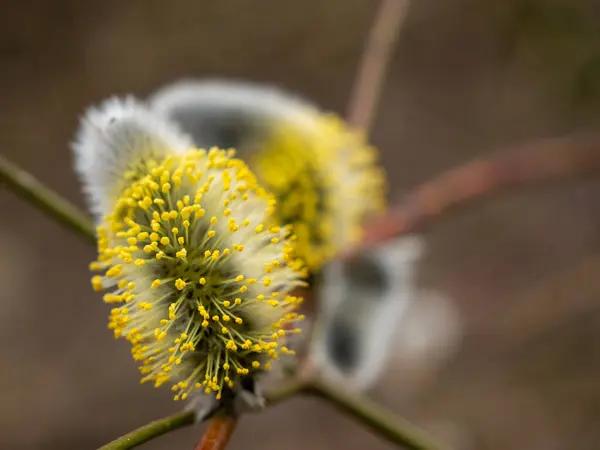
[346,0,410,133]
[95,377,444,450]
[0,155,95,244]
[307,380,446,450]
[343,135,600,259]
[95,379,305,450]
[97,410,195,450]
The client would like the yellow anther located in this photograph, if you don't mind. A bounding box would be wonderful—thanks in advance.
[106,265,122,277]
[175,279,186,290]
[91,276,103,292]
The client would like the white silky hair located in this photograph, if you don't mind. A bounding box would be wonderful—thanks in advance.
[313,236,428,391]
[71,96,194,221]
[148,78,321,155]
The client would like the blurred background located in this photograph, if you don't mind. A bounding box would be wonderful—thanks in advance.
[2,0,600,449]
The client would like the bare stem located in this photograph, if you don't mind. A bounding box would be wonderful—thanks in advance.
[307,379,447,450]
[346,0,410,132]
[343,135,600,259]
[95,379,305,450]
[0,155,95,244]
[96,376,444,450]
[97,410,195,450]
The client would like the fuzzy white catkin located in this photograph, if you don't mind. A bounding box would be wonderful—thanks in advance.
[71,96,194,220]
[148,79,321,156]
[314,236,426,391]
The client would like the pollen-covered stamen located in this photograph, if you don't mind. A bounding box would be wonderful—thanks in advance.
[91,147,305,401]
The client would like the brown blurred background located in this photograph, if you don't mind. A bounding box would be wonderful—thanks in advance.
[2,0,600,449]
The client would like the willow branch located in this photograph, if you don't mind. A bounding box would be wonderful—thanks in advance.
[0,155,95,244]
[346,0,410,132]
[96,378,305,450]
[344,135,600,258]
[97,410,195,450]
[306,379,446,450]
[96,374,444,450]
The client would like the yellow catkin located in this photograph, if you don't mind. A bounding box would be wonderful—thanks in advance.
[90,147,305,401]
[250,114,386,272]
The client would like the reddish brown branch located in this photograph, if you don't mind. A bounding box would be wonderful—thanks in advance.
[346,0,410,132]
[344,135,600,258]
[194,416,238,450]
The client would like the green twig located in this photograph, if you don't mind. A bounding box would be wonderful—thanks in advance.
[307,379,446,450]
[0,155,95,244]
[98,409,195,450]
[96,379,306,450]
[95,376,445,450]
